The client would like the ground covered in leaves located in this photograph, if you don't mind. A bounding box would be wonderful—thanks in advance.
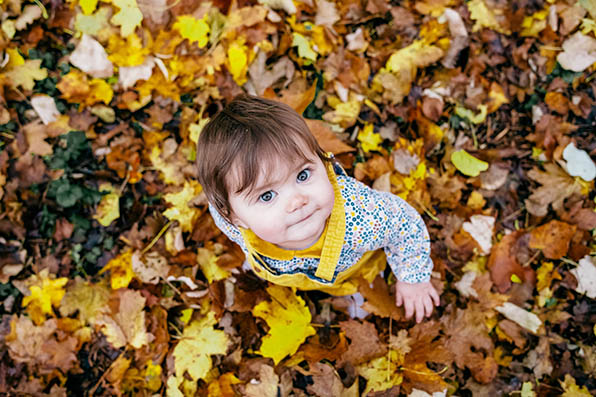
[1,0,596,395]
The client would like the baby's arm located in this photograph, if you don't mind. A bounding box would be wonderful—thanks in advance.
[378,193,440,322]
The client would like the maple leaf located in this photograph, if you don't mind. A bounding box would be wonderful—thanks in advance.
[306,362,347,396]
[21,269,68,325]
[358,275,401,320]
[172,310,229,383]
[97,289,151,349]
[357,350,403,395]
[227,38,250,86]
[467,0,509,33]
[442,305,497,384]
[173,15,210,47]
[560,374,592,396]
[524,163,583,217]
[162,181,203,232]
[197,247,230,283]
[339,319,387,365]
[110,0,143,37]
[131,250,170,285]
[107,33,151,67]
[100,249,135,289]
[75,7,111,37]
[4,59,47,91]
[252,285,316,364]
[80,0,99,15]
[5,316,79,373]
[59,277,110,325]
[358,123,383,153]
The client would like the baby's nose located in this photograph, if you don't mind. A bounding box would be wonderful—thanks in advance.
[287,193,308,212]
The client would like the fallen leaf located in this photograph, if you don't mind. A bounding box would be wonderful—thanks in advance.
[93,183,120,227]
[495,302,542,334]
[4,59,48,91]
[162,181,203,232]
[69,34,114,79]
[100,249,135,289]
[358,275,401,320]
[252,285,316,364]
[563,142,596,181]
[97,289,151,349]
[462,215,495,255]
[173,310,229,382]
[339,319,386,365]
[59,278,110,325]
[21,269,68,325]
[524,163,582,217]
[487,232,526,293]
[31,95,60,125]
[451,150,489,177]
[357,350,403,395]
[529,220,576,259]
[358,123,383,153]
[556,32,596,72]
[306,119,355,155]
[560,374,592,396]
[111,0,144,37]
[570,255,596,299]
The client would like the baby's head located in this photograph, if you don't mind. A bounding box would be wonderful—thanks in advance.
[197,95,334,249]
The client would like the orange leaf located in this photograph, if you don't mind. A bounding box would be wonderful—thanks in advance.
[529,220,577,259]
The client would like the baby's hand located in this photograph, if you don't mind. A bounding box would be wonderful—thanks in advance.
[395,280,440,323]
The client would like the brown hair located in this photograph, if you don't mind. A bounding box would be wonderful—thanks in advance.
[196,95,328,221]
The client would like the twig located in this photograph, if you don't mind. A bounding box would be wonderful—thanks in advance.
[141,220,173,254]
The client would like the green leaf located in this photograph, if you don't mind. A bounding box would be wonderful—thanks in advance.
[451,150,489,177]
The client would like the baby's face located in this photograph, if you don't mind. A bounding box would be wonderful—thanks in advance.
[228,155,335,250]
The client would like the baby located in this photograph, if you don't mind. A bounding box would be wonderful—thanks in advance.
[196,95,439,323]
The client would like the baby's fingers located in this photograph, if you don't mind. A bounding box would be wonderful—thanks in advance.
[430,286,441,306]
[404,299,414,320]
[423,295,434,319]
[415,299,425,323]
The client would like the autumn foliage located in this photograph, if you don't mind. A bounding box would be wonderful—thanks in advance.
[0,0,596,395]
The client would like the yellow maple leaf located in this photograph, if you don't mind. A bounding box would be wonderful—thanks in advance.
[468,0,509,34]
[521,8,548,37]
[80,0,99,15]
[292,33,317,63]
[560,374,592,396]
[107,33,150,66]
[357,350,403,395]
[94,183,120,227]
[227,38,249,85]
[358,123,383,153]
[148,145,184,185]
[59,278,110,325]
[323,93,362,127]
[100,249,135,289]
[4,59,48,91]
[174,15,210,47]
[21,269,68,325]
[75,7,111,38]
[173,310,229,383]
[252,285,316,364]
[197,248,230,283]
[97,289,150,349]
[89,78,113,105]
[162,181,203,232]
[110,0,143,37]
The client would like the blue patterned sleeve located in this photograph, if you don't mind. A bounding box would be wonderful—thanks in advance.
[380,193,433,283]
[208,203,249,253]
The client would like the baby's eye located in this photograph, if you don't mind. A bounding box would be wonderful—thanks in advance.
[297,169,311,182]
[259,190,276,202]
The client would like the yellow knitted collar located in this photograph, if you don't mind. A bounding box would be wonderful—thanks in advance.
[239,162,346,281]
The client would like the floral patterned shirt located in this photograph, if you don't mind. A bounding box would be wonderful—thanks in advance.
[209,168,433,284]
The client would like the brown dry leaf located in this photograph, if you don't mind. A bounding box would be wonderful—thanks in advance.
[22,120,52,156]
[339,319,387,365]
[529,220,577,260]
[487,231,526,293]
[6,316,78,373]
[545,92,570,115]
[306,119,355,155]
[358,275,401,321]
[306,362,346,396]
[275,78,317,114]
[244,364,279,397]
[401,321,452,394]
[442,305,498,384]
[96,289,151,349]
[525,163,583,217]
[300,332,349,364]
